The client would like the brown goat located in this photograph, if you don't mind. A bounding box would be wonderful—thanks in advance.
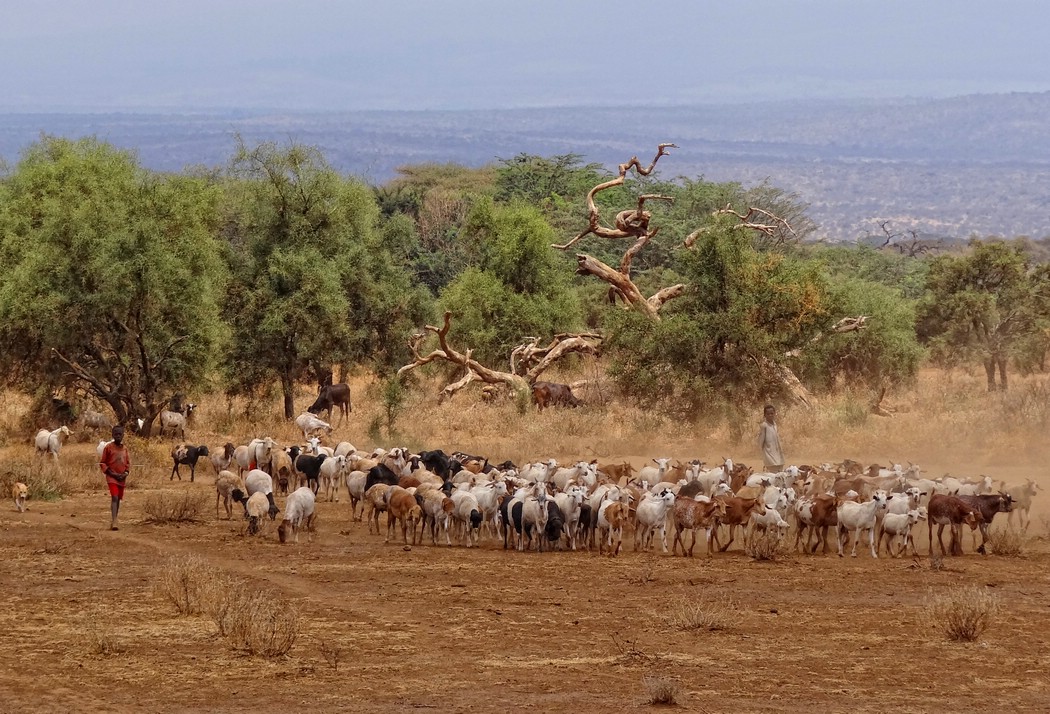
[386,486,423,545]
[672,497,725,557]
[709,497,762,554]
[927,494,980,556]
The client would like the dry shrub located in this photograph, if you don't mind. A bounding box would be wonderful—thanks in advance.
[143,490,208,523]
[745,531,785,561]
[89,629,125,656]
[925,585,1000,642]
[986,527,1026,556]
[156,554,215,615]
[224,588,300,658]
[667,596,735,632]
[643,674,681,706]
[319,639,343,671]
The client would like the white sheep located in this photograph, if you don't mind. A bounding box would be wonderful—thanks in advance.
[318,454,347,502]
[157,410,187,439]
[294,412,332,441]
[278,486,316,544]
[244,469,279,521]
[243,491,270,535]
[215,470,245,520]
[34,426,73,461]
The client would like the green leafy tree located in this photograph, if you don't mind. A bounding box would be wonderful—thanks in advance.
[918,239,1050,390]
[0,136,225,430]
[223,139,431,417]
[439,200,581,363]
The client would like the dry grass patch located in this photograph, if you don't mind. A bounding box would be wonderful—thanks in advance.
[667,596,735,632]
[89,629,126,656]
[745,531,786,561]
[224,588,300,658]
[143,490,208,523]
[156,554,216,615]
[643,673,681,706]
[925,585,1001,642]
[987,527,1026,556]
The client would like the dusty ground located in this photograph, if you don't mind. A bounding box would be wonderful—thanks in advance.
[2,449,1049,714]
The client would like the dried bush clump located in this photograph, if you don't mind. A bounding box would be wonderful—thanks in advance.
[225,589,300,658]
[156,554,215,615]
[144,490,208,523]
[925,585,1000,642]
[667,597,735,632]
[643,674,681,706]
[986,528,1026,557]
[745,531,785,561]
[89,629,125,656]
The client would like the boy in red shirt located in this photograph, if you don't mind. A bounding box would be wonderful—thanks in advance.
[99,425,131,530]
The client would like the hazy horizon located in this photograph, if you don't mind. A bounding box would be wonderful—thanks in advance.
[5,1,1049,112]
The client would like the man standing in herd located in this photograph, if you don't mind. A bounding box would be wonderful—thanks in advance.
[99,425,131,530]
[758,404,784,472]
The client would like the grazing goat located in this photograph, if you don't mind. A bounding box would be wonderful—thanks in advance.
[158,410,189,440]
[671,496,724,557]
[232,490,270,536]
[531,381,581,410]
[79,409,114,433]
[709,497,763,553]
[363,483,392,535]
[277,487,316,544]
[34,426,73,461]
[210,442,236,475]
[794,495,838,555]
[294,453,328,494]
[170,444,210,482]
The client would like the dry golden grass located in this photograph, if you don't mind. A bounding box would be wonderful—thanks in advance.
[667,596,736,632]
[143,490,208,523]
[925,585,1001,642]
[745,531,786,561]
[156,554,215,615]
[643,673,681,706]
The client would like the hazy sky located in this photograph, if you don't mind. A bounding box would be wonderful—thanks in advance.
[4,1,1049,111]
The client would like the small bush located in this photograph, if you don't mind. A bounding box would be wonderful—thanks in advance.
[643,674,681,706]
[225,589,300,658]
[745,531,785,561]
[89,629,125,656]
[926,585,1000,642]
[667,597,734,632]
[143,490,207,523]
[156,555,215,615]
[319,639,343,671]
[986,528,1025,556]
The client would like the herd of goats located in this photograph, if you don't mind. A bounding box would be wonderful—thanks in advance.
[21,399,1043,557]
[162,424,1041,557]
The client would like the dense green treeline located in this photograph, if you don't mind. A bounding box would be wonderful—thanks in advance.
[0,136,1047,428]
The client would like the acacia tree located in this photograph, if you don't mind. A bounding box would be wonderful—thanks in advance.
[223,139,430,417]
[0,137,225,431]
[919,239,1050,390]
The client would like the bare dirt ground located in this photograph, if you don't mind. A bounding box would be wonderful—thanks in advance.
[2,452,1050,713]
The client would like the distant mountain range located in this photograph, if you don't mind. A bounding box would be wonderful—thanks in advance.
[2,93,1048,242]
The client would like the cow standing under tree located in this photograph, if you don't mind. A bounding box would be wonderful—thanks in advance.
[532,381,582,411]
[308,383,352,426]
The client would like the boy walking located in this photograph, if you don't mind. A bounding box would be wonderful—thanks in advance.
[100,425,131,530]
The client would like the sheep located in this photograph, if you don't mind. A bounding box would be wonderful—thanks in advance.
[158,410,188,440]
[333,441,357,458]
[469,480,507,541]
[277,487,316,544]
[318,454,347,501]
[294,453,328,493]
[345,470,368,521]
[210,442,236,475]
[634,489,676,552]
[450,490,484,547]
[215,470,245,520]
[13,482,29,512]
[385,486,423,545]
[170,444,210,482]
[34,426,73,461]
[269,448,295,495]
[420,487,455,546]
[232,489,271,536]
[363,483,392,535]
[244,469,279,521]
[294,412,332,441]
[97,439,112,458]
[519,488,550,552]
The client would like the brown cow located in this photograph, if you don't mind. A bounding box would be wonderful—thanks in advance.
[532,381,581,411]
[308,383,352,425]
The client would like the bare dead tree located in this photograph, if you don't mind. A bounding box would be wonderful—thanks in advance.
[864,220,937,257]
[683,203,801,250]
[397,312,602,402]
[554,144,685,321]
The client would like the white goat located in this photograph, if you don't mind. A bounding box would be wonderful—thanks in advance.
[634,489,676,552]
[837,492,889,558]
[34,426,73,461]
[294,412,332,441]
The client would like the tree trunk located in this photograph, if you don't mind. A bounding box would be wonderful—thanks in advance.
[281,372,296,419]
[984,356,998,391]
[997,354,1008,391]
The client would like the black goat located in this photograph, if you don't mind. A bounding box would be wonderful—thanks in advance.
[171,444,210,482]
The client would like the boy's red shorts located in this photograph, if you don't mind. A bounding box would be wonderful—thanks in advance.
[106,476,126,500]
